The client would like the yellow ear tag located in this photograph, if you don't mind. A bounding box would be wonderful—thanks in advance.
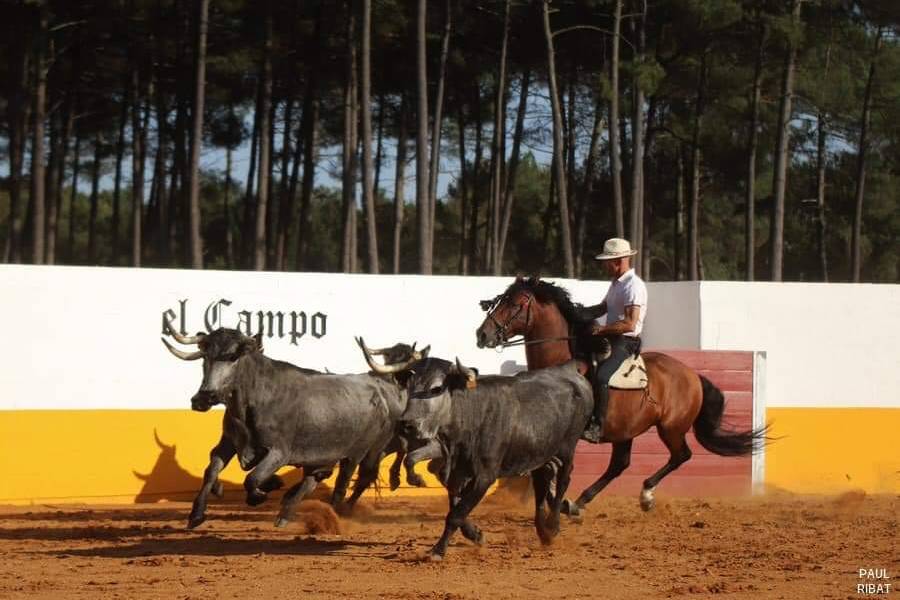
[466,378,478,390]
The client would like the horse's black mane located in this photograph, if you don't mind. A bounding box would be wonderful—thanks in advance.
[501,277,594,329]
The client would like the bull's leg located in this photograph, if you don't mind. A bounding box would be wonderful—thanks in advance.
[405,439,443,486]
[562,439,633,518]
[449,493,483,545]
[530,465,554,545]
[243,448,285,506]
[331,458,356,507]
[188,437,236,529]
[543,456,574,541]
[274,475,319,528]
[344,449,386,510]
[429,476,492,561]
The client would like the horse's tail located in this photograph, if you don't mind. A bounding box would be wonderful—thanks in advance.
[693,375,770,456]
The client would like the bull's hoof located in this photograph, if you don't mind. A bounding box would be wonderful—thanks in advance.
[260,475,284,493]
[537,528,555,546]
[389,471,401,491]
[187,513,206,529]
[427,552,444,563]
[246,490,268,507]
[640,487,656,512]
[406,472,426,488]
[274,517,290,529]
[461,523,483,545]
[211,481,224,498]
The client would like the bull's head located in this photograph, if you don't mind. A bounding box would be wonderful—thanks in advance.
[396,357,477,440]
[355,336,430,378]
[162,328,263,412]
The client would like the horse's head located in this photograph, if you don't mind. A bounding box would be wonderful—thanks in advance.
[475,278,537,348]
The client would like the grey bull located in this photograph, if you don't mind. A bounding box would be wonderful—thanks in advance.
[364,349,594,560]
[162,328,427,529]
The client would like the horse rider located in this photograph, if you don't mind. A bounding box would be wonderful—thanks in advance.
[583,237,647,442]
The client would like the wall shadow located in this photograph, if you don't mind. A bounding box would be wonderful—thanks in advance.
[131,430,310,504]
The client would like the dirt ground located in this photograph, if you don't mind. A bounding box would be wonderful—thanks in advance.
[0,484,895,600]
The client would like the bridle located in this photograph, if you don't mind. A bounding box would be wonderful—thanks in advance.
[481,292,573,349]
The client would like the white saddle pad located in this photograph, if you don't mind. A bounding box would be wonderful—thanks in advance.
[609,355,648,390]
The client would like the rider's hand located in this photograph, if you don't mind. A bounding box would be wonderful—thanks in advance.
[591,324,605,336]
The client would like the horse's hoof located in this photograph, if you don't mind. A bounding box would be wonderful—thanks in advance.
[427,552,444,563]
[187,514,206,529]
[640,487,656,512]
[274,517,289,528]
[211,481,224,498]
[561,498,583,519]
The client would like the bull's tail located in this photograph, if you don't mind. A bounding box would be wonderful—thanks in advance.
[693,375,770,457]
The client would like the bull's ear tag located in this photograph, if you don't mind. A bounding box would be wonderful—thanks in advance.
[466,379,478,390]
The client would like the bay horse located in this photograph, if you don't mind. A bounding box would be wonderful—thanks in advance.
[475,277,769,516]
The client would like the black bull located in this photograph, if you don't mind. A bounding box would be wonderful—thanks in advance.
[366,352,594,560]
[162,328,426,529]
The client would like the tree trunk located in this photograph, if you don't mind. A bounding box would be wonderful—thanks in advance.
[769,0,801,282]
[814,35,832,283]
[186,0,209,268]
[489,0,510,275]
[415,0,431,274]
[565,68,576,243]
[629,0,647,267]
[609,0,625,238]
[688,48,708,281]
[745,22,765,281]
[457,105,468,275]
[374,93,385,198]
[68,127,82,263]
[48,95,73,266]
[264,95,278,267]
[88,136,102,264]
[295,3,324,271]
[468,83,484,273]
[3,24,28,264]
[241,78,261,267]
[850,28,882,283]
[542,0,575,278]
[30,3,48,264]
[112,80,130,265]
[575,97,604,277]
[392,95,408,274]
[253,1,274,271]
[275,95,296,271]
[44,98,63,266]
[428,0,453,265]
[360,0,379,273]
[497,68,531,270]
[341,0,359,273]
[225,142,234,269]
[131,68,145,267]
[675,146,685,280]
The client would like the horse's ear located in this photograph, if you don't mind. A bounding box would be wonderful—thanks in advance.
[514,274,525,283]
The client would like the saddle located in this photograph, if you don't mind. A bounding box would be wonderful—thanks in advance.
[587,342,648,390]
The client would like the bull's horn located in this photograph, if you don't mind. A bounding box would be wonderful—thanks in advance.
[356,336,395,356]
[455,357,478,388]
[169,330,205,345]
[161,337,204,361]
[357,336,417,374]
[413,344,431,361]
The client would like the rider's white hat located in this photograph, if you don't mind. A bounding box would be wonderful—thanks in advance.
[594,238,638,261]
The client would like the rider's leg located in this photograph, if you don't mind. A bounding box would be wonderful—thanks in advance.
[591,336,636,433]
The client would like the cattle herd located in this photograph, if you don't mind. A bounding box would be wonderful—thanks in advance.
[162,325,599,561]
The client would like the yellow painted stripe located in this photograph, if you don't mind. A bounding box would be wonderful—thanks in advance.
[765,407,900,494]
[0,410,444,505]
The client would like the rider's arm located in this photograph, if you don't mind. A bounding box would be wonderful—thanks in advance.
[592,304,640,336]
[578,300,607,321]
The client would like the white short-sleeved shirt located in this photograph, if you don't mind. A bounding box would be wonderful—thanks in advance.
[598,268,647,337]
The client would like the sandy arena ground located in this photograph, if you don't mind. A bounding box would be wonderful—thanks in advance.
[0,484,895,600]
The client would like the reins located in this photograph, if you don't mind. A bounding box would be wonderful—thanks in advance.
[497,335,574,349]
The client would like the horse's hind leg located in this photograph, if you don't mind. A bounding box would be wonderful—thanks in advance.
[640,428,692,512]
[562,440,633,518]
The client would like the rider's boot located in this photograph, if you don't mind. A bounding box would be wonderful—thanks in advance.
[582,383,609,443]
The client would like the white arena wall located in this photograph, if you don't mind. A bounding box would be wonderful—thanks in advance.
[0,265,896,502]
